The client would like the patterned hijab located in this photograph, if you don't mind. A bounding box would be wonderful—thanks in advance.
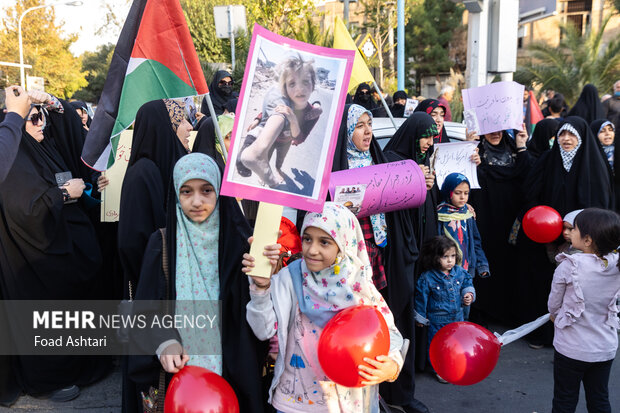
[164,99,185,132]
[437,173,473,270]
[558,123,583,171]
[173,153,222,373]
[345,104,388,247]
[292,202,394,328]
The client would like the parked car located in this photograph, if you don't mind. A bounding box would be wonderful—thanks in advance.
[372,117,467,149]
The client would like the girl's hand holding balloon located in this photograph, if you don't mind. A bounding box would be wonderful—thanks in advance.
[358,355,399,385]
[160,342,189,373]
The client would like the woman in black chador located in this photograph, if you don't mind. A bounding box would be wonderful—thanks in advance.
[518,116,612,347]
[118,99,191,298]
[332,104,429,413]
[0,101,109,404]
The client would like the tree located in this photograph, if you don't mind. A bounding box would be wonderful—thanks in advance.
[292,15,333,48]
[515,15,620,106]
[405,0,465,94]
[0,0,87,98]
[181,0,317,65]
[71,43,115,103]
[356,0,398,89]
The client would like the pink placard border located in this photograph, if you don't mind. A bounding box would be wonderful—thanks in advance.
[220,24,355,212]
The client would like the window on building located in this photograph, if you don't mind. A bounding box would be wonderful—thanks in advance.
[566,14,584,35]
[566,0,592,13]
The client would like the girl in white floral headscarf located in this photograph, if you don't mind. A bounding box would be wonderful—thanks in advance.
[244,202,404,413]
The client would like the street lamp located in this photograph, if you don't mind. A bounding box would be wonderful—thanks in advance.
[18,0,83,88]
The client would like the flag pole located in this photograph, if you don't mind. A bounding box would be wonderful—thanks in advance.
[203,93,228,161]
[372,81,397,129]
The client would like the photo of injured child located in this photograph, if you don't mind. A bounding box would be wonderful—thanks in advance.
[225,29,350,205]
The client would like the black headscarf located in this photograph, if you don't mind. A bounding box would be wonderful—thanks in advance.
[200,70,235,116]
[69,100,92,129]
[384,113,440,277]
[128,154,268,413]
[44,99,94,182]
[527,118,559,158]
[526,116,613,216]
[193,117,259,226]
[332,104,420,405]
[478,131,519,170]
[193,116,226,171]
[127,99,188,192]
[591,118,619,210]
[352,83,377,111]
[118,100,189,296]
[0,114,109,396]
[414,99,449,143]
[383,112,438,164]
[567,84,604,124]
[390,91,408,118]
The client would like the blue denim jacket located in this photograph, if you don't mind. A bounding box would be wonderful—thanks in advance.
[414,266,475,326]
[437,216,490,278]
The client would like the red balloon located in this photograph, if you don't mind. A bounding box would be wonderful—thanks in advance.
[318,305,390,387]
[164,365,239,413]
[522,205,563,243]
[429,322,501,386]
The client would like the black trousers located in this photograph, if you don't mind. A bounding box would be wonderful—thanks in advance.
[552,350,614,413]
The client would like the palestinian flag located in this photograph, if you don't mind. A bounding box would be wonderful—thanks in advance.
[525,90,544,135]
[82,0,208,170]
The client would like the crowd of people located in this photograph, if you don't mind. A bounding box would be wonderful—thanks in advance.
[0,73,620,413]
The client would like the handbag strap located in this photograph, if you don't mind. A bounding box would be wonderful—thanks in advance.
[157,227,169,413]
[159,228,170,301]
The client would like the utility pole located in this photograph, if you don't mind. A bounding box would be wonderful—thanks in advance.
[397,0,405,90]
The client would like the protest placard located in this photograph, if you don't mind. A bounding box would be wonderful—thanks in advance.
[462,81,524,135]
[328,160,427,218]
[220,24,354,212]
[431,141,481,190]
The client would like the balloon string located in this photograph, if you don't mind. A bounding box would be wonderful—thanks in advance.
[493,313,551,346]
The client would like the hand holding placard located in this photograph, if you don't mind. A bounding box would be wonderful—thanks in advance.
[247,202,283,279]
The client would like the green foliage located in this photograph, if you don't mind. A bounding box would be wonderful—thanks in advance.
[0,0,87,98]
[405,0,465,93]
[180,0,316,67]
[71,43,115,102]
[515,15,620,105]
[292,15,333,48]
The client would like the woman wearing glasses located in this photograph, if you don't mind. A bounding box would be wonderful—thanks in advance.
[0,94,110,404]
[200,70,236,117]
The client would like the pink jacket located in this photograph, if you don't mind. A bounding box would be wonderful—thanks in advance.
[548,252,620,362]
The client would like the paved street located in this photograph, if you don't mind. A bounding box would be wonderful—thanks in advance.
[2,323,619,412]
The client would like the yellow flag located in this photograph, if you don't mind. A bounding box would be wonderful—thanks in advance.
[333,16,376,93]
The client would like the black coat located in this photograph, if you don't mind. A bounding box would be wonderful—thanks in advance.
[469,132,534,324]
[384,112,440,268]
[0,112,109,398]
[118,100,188,297]
[333,105,420,406]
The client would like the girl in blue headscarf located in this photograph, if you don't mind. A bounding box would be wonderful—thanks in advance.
[437,173,489,279]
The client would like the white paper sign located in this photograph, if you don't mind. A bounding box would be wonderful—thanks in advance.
[431,141,481,190]
[462,81,524,135]
[403,98,419,117]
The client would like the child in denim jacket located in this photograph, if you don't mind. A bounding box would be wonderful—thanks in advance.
[415,236,475,383]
